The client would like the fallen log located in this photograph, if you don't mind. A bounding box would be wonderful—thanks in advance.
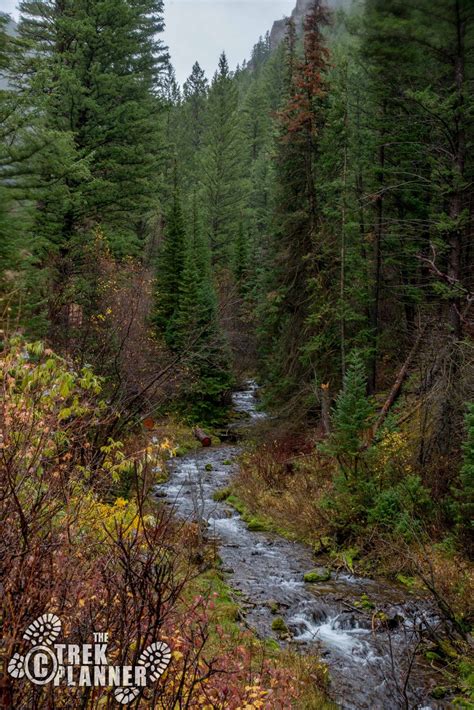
[369,323,428,444]
[194,427,212,447]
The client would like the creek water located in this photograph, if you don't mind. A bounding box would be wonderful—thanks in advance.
[155,382,448,709]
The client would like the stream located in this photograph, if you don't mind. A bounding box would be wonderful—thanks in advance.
[155,382,448,709]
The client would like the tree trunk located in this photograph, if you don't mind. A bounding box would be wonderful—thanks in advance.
[369,101,386,394]
[194,428,212,447]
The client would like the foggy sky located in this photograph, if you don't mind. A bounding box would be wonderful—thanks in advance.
[0,0,294,86]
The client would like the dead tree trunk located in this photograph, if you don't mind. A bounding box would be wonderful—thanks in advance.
[371,324,427,442]
[193,428,212,447]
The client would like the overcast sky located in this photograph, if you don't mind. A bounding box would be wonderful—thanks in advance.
[0,0,294,85]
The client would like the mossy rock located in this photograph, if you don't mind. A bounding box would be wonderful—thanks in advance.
[271,616,288,636]
[246,517,267,532]
[354,593,375,610]
[226,495,246,515]
[265,599,280,615]
[213,487,231,502]
[431,687,448,700]
[205,463,213,472]
[304,568,331,583]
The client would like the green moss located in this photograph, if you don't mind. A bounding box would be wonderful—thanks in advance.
[192,569,241,631]
[213,487,232,502]
[431,687,448,699]
[154,470,169,484]
[265,638,281,652]
[271,617,289,636]
[354,593,375,610]
[304,569,331,583]
[439,640,459,660]
[312,537,332,554]
[267,600,280,614]
[226,494,247,516]
[205,463,213,471]
[456,658,474,705]
[396,573,416,589]
[246,517,267,531]
[226,494,271,533]
[425,651,443,663]
[223,459,233,465]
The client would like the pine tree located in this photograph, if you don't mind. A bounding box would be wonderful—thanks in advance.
[169,199,233,421]
[361,0,430,391]
[326,352,375,478]
[18,0,167,237]
[260,2,334,409]
[12,0,168,340]
[201,52,243,261]
[233,221,250,285]
[360,0,473,452]
[183,62,209,159]
[155,187,187,345]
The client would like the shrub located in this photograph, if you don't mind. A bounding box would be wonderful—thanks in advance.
[367,475,432,539]
[0,338,305,708]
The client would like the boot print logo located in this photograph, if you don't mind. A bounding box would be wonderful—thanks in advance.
[7,613,171,704]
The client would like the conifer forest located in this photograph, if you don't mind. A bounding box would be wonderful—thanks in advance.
[0,0,473,707]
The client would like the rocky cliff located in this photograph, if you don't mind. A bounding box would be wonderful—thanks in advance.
[269,0,348,49]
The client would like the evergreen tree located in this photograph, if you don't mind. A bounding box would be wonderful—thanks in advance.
[182,62,209,160]
[161,193,232,421]
[260,2,334,409]
[233,221,250,285]
[155,187,187,345]
[12,0,168,339]
[326,352,375,478]
[201,52,243,261]
[454,404,474,547]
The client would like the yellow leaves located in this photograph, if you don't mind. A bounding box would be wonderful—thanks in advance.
[241,685,268,709]
[373,429,412,476]
[160,437,173,451]
[93,308,112,323]
[69,491,138,542]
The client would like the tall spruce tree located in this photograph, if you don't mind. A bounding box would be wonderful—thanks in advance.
[181,61,209,186]
[201,52,243,262]
[155,186,187,346]
[13,0,168,340]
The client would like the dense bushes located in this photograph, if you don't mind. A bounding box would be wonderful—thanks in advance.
[0,338,306,708]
